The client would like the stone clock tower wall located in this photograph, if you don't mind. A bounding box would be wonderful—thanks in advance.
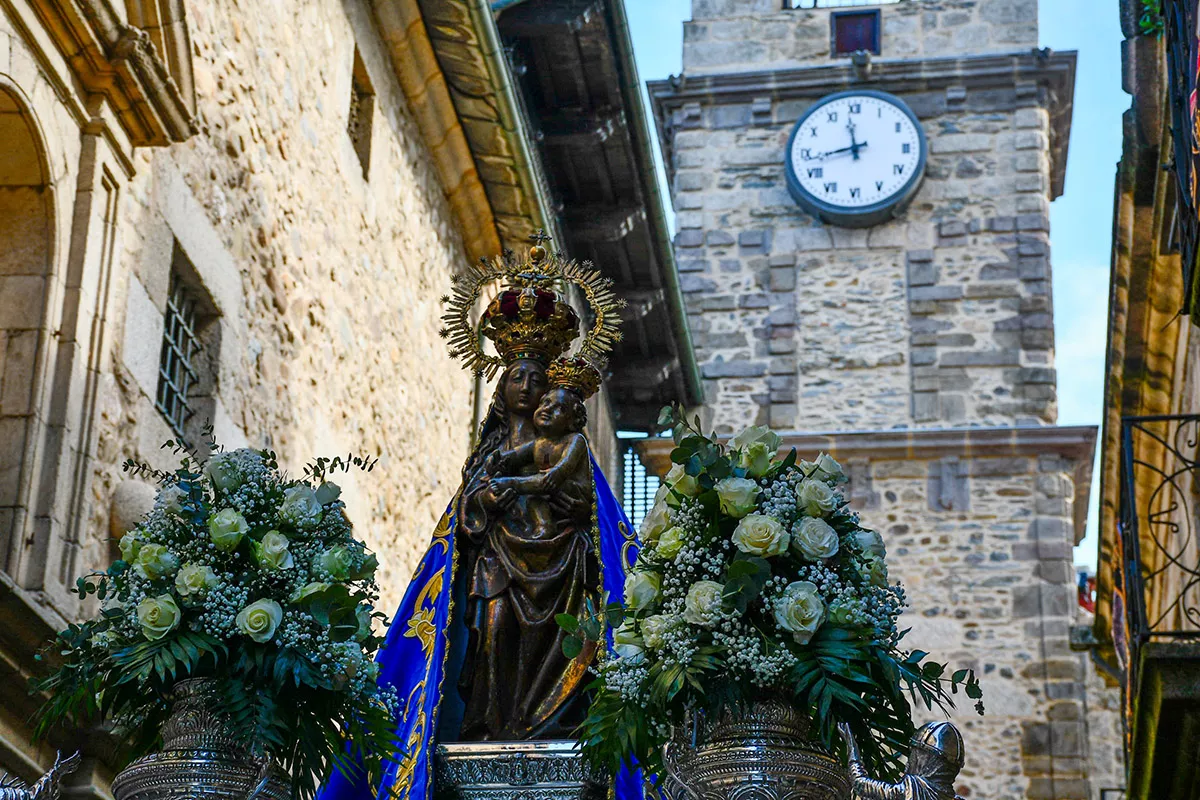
[648,2,1125,799]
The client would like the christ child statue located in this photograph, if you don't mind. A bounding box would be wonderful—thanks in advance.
[484,359,600,539]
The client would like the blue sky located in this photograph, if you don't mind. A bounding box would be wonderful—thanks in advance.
[625,0,1124,569]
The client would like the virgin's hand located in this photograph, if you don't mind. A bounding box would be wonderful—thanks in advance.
[480,485,516,511]
[493,487,517,509]
[549,482,590,517]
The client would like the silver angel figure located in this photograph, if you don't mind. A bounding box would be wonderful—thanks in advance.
[838,722,964,800]
[0,752,81,800]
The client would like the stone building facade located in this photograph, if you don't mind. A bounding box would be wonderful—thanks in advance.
[1093,3,1200,796]
[644,1,1124,798]
[0,0,694,791]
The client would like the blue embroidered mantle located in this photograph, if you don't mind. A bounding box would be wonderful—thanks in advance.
[319,457,640,800]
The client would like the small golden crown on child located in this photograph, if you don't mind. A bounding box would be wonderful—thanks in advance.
[546,356,602,400]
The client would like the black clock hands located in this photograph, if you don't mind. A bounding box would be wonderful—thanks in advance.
[801,117,869,161]
[846,118,865,161]
[804,141,870,161]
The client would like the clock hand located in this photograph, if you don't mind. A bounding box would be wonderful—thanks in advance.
[846,119,863,161]
[810,142,869,159]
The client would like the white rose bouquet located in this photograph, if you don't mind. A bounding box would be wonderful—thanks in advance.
[559,407,982,782]
[34,436,395,799]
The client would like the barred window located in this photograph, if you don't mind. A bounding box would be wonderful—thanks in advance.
[155,246,218,442]
[156,276,202,438]
[620,436,661,531]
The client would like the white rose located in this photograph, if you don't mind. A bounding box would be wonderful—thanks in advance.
[664,464,701,498]
[828,600,857,627]
[773,581,825,645]
[791,517,839,561]
[862,555,889,587]
[683,580,725,627]
[640,614,675,650]
[236,598,283,643]
[855,528,886,560]
[205,452,242,492]
[624,571,661,611]
[175,563,219,599]
[279,485,323,530]
[253,531,295,570]
[159,485,187,516]
[715,477,760,519]
[739,441,774,478]
[119,533,142,563]
[730,425,782,453]
[317,545,354,580]
[656,526,687,560]
[208,508,249,552]
[639,502,671,543]
[315,481,342,505]
[731,514,789,558]
[133,543,180,580]
[812,452,846,484]
[613,622,646,663]
[137,594,181,641]
[796,478,836,517]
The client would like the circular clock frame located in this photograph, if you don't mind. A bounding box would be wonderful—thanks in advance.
[784,89,927,229]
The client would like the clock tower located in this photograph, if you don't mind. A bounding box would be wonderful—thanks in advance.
[647,2,1124,798]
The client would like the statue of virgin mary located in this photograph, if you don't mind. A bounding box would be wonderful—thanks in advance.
[319,242,640,800]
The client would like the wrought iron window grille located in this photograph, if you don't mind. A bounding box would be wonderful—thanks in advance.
[155,276,204,441]
[621,439,660,531]
[1117,414,1200,685]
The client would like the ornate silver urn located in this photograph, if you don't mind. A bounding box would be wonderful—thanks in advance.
[663,698,850,800]
[111,679,289,800]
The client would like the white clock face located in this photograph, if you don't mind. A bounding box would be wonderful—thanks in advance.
[786,91,925,224]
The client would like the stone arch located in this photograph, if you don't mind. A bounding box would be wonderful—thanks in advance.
[0,79,55,579]
[125,0,196,112]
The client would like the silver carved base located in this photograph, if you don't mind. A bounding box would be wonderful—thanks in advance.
[111,679,289,800]
[435,741,606,800]
[663,699,850,800]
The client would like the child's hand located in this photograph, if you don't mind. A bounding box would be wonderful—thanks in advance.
[489,476,516,492]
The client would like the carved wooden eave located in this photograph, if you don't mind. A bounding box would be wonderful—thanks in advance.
[371,0,561,262]
[29,0,196,146]
[648,49,1077,200]
[638,425,1098,545]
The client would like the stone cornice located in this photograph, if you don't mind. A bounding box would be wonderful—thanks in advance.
[637,424,1097,543]
[648,49,1077,199]
[28,0,196,145]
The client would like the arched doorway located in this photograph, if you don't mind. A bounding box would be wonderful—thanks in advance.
[0,83,53,578]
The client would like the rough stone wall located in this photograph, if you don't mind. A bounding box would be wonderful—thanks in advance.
[670,86,1057,433]
[858,450,1089,798]
[87,0,478,614]
[684,0,1038,75]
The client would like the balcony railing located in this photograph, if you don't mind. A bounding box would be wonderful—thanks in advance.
[1117,414,1200,684]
